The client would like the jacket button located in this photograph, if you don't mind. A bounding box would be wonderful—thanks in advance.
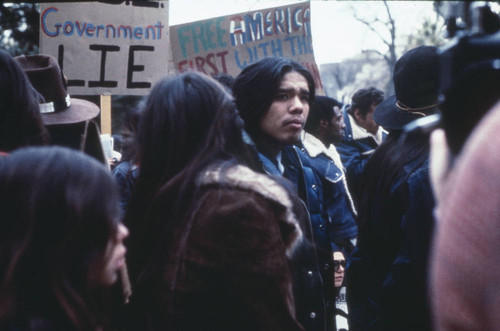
[312,184,317,191]
[307,270,313,276]
[324,263,329,270]
[310,312,316,319]
[319,224,325,231]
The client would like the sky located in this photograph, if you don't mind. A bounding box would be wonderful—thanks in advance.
[169,0,438,64]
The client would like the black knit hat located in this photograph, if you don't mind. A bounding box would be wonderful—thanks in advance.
[374,46,439,130]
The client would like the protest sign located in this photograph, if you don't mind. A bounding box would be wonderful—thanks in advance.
[170,1,323,91]
[40,1,171,95]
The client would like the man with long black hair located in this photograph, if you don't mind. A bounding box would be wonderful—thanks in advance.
[234,57,328,330]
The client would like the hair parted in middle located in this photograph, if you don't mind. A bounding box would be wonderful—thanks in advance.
[233,56,316,138]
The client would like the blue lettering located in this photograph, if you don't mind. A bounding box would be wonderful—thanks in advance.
[244,12,263,43]
[63,21,74,36]
[177,25,191,58]
[271,39,283,57]
[75,21,86,37]
[41,7,59,37]
[133,27,143,39]
[85,23,95,37]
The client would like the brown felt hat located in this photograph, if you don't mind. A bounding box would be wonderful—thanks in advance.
[15,54,100,126]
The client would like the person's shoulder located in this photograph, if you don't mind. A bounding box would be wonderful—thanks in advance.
[112,160,132,176]
[199,163,293,211]
[197,163,303,255]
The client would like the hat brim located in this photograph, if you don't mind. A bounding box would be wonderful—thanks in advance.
[42,98,100,126]
[374,95,423,130]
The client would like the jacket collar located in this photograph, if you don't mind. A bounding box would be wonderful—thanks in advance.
[199,163,303,257]
[302,132,343,168]
[348,113,385,144]
[302,132,358,216]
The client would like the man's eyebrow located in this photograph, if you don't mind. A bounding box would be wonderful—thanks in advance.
[276,87,310,94]
[276,87,294,93]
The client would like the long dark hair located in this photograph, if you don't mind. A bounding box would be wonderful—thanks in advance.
[356,129,430,239]
[0,50,49,152]
[125,72,259,290]
[0,146,121,330]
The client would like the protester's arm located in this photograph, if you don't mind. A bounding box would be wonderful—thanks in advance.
[336,142,369,195]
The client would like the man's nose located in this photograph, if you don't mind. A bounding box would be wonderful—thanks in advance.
[118,224,129,241]
[289,95,304,113]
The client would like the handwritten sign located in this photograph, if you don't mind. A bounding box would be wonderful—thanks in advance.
[170,2,323,91]
[40,1,171,95]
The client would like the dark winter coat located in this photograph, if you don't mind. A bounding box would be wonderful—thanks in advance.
[127,163,305,330]
[346,158,434,331]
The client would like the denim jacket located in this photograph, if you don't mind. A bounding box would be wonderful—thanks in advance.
[346,158,435,331]
[336,107,386,200]
[302,133,358,248]
[258,150,327,331]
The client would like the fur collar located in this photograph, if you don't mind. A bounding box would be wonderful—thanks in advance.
[303,132,344,168]
[302,133,358,216]
[199,163,303,257]
[348,114,385,144]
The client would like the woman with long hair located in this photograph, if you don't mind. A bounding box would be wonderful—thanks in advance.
[124,72,304,330]
[0,146,128,330]
[0,50,49,152]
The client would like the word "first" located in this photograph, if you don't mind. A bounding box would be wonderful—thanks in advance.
[41,7,164,40]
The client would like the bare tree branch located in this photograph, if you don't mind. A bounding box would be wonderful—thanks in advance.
[353,14,392,48]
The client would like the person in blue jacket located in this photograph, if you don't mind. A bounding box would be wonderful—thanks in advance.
[346,46,439,331]
[301,95,359,327]
[336,87,385,203]
[234,57,327,331]
[302,95,358,256]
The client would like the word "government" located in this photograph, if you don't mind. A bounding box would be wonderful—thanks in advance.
[41,7,165,40]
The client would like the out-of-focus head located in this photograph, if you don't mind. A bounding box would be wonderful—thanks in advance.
[349,87,384,135]
[333,251,346,288]
[233,57,315,148]
[305,95,345,145]
[0,50,49,152]
[0,146,126,302]
[374,46,439,131]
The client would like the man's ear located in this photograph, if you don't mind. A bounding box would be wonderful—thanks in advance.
[320,118,329,128]
[353,108,362,121]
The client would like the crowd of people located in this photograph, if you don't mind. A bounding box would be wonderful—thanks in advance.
[0,34,499,331]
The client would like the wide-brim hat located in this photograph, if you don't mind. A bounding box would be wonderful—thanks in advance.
[15,54,100,126]
[374,46,439,130]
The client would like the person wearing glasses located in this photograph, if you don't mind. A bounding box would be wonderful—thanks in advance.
[333,251,348,331]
